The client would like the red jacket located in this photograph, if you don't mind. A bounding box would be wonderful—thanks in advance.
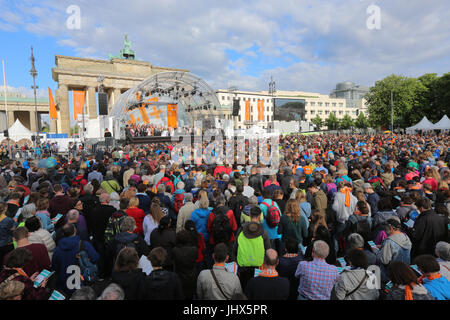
[207,206,238,245]
[126,207,146,236]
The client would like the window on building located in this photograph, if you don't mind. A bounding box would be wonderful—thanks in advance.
[332,103,336,107]
[332,111,336,114]
[253,98,255,102]
[227,96,230,100]
[318,102,323,106]
[311,110,315,115]
[339,103,343,107]
[310,102,315,106]
[222,96,225,100]
[239,115,241,121]
[325,111,329,114]
[325,102,330,107]
[346,111,349,114]
[318,111,323,115]
[339,111,343,115]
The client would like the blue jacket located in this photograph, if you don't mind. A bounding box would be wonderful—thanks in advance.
[260,199,282,240]
[190,208,211,242]
[52,235,99,293]
[422,276,450,300]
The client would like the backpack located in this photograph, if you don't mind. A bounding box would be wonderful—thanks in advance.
[211,211,233,244]
[171,174,181,189]
[174,193,185,215]
[261,200,281,228]
[155,177,175,194]
[236,231,265,267]
[77,240,98,285]
[104,213,126,245]
[72,176,85,195]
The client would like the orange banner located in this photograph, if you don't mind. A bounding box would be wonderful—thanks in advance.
[73,90,85,121]
[167,104,177,128]
[127,113,137,125]
[139,105,150,124]
[258,100,264,121]
[48,88,58,120]
[245,100,251,121]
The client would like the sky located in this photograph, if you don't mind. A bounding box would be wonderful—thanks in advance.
[1,0,450,124]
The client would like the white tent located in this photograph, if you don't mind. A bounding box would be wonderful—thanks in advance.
[406,116,435,132]
[432,115,450,130]
[7,119,33,140]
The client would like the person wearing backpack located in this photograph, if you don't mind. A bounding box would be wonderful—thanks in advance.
[227,185,249,229]
[233,206,271,291]
[51,223,99,295]
[104,198,129,248]
[172,181,186,217]
[260,189,282,255]
[207,195,237,262]
[71,170,87,196]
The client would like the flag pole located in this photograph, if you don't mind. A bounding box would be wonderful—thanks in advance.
[2,60,11,157]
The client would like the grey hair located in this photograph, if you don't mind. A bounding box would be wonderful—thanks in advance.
[347,233,365,249]
[216,194,226,206]
[242,177,249,185]
[98,283,125,300]
[312,240,330,259]
[157,184,166,193]
[120,216,136,233]
[67,209,80,222]
[21,203,36,219]
[70,287,96,300]
[435,241,450,261]
[249,195,258,205]
[83,183,94,195]
[176,181,185,190]
[184,193,193,202]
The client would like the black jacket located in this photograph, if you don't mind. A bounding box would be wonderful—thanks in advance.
[249,174,263,194]
[412,210,448,259]
[172,244,198,299]
[111,269,146,300]
[89,204,116,243]
[142,269,184,300]
[245,275,290,300]
[150,228,176,267]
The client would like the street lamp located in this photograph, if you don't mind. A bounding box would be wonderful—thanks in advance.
[30,46,39,152]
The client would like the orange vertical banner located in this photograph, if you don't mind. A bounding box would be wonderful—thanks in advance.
[167,104,177,128]
[139,105,150,124]
[73,90,85,120]
[48,88,58,120]
[258,100,264,121]
[245,100,251,121]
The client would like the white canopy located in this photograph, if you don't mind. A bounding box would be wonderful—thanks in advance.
[7,119,33,140]
[406,116,435,132]
[432,115,450,130]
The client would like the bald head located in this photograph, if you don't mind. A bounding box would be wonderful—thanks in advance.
[264,249,278,267]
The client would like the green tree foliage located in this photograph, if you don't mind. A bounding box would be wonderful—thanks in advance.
[325,112,339,130]
[366,73,450,128]
[311,114,323,130]
[354,112,369,129]
[339,114,354,129]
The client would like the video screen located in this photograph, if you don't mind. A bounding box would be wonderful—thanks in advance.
[273,98,306,121]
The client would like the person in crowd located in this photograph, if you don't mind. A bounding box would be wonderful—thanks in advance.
[48,184,72,218]
[0,248,50,300]
[125,196,146,237]
[176,193,197,233]
[277,199,308,246]
[196,242,242,300]
[435,241,450,281]
[331,248,379,300]
[111,247,146,300]
[149,216,176,270]
[70,287,97,300]
[414,254,450,300]
[25,216,56,260]
[172,230,198,300]
[0,202,16,265]
[98,283,125,300]
[190,195,212,244]
[386,261,435,300]
[141,247,184,300]
[295,240,339,300]
[101,171,122,195]
[276,237,303,300]
[143,197,165,246]
[346,233,377,266]
[307,182,328,216]
[51,223,99,294]
[245,249,289,300]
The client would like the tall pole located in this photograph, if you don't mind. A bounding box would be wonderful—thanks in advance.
[2,60,11,157]
[30,46,39,151]
[391,90,394,132]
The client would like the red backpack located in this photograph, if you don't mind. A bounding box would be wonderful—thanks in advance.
[174,193,185,215]
[262,200,281,228]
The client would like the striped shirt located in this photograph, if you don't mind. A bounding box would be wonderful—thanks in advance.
[295,257,339,300]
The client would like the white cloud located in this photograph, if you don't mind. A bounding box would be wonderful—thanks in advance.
[1,0,450,94]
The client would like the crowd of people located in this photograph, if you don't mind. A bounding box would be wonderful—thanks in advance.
[0,131,449,300]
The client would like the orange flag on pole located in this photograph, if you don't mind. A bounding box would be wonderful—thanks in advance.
[245,100,251,121]
[258,100,264,121]
[48,88,58,120]
[167,104,177,128]
[73,90,85,120]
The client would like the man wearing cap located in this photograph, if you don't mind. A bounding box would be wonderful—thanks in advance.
[375,218,412,282]
[363,183,380,215]
[435,241,450,281]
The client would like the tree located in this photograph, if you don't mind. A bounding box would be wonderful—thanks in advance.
[354,112,369,129]
[366,74,428,129]
[325,113,339,130]
[311,114,323,130]
[339,114,354,130]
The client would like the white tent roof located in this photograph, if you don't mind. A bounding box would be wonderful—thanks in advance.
[406,116,435,131]
[432,115,450,130]
[8,119,32,139]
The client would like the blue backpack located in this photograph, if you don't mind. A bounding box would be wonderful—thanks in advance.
[77,241,98,285]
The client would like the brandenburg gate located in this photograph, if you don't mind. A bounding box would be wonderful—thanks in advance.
[52,36,188,135]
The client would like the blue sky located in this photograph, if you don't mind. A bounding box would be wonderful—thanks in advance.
[1,0,450,124]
